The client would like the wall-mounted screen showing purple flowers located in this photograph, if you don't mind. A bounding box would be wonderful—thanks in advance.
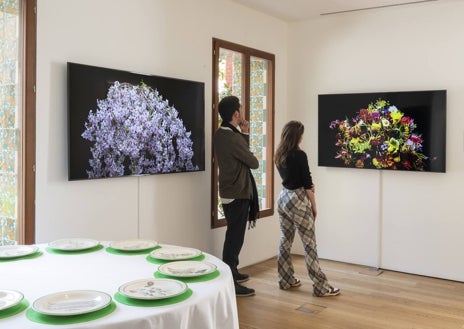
[68,63,205,180]
[318,90,446,172]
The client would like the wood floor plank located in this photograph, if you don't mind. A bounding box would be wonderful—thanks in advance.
[236,256,464,329]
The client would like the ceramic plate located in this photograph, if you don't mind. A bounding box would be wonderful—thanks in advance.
[118,278,187,300]
[32,290,111,316]
[0,245,38,259]
[0,290,24,311]
[48,238,99,251]
[158,261,217,278]
[109,239,158,251]
[150,246,201,261]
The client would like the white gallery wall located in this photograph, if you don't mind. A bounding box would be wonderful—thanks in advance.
[36,0,287,268]
[287,0,464,281]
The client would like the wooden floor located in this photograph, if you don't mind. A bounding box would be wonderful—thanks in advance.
[236,256,464,329]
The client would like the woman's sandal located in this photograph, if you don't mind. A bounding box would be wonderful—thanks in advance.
[319,287,340,297]
[279,278,301,290]
[290,279,301,288]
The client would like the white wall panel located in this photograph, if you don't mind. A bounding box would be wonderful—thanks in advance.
[36,0,287,268]
[288,0,464,280]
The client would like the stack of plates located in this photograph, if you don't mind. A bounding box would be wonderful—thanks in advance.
[48,238,99,251]
[0,245,38,259]
[118,278,187,300]
[0,290,24,311]
[32,290,111,316]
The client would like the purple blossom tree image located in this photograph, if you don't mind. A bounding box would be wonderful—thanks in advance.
[81,81,198,178]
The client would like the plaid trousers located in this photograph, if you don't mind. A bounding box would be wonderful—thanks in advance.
[277,187,332,295]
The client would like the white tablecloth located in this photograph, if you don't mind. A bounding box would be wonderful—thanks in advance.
[0,243,239,329]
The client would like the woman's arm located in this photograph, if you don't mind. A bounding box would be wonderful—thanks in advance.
[306,188,317,219]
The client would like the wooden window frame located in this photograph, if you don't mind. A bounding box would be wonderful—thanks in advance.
[211,38,275,229]
[19,0,36,244]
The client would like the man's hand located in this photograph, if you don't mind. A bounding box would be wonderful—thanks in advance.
[239,119,250,134]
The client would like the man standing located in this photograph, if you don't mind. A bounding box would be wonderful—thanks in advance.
[213,96,259,297]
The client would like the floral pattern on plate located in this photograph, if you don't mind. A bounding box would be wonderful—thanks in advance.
[118,278,187,300]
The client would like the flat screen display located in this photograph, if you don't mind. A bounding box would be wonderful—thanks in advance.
[68,62,205,180]
[318,90,446,172]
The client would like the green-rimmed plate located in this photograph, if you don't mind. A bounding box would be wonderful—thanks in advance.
[0,290,24,311]
[118,278,187,300]
[150,246,202,261]
[48,238,99,251]
[158,261,217,278]
[32,290,111,316]
[109,239,158,252]
[0,245,38,259]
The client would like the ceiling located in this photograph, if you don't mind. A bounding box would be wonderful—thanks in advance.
[228,0,443,21]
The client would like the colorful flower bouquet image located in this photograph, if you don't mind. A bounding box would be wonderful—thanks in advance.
[329,99,428,170]
[81,81,198,178]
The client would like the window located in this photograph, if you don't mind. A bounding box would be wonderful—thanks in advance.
[0,0,36,245]
[211,38,275,228]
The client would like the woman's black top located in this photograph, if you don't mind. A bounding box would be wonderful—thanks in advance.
[277,149,314,190]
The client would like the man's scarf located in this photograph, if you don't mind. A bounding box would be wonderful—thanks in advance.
[221,122,260,228]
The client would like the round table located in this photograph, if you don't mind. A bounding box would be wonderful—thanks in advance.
[0,242,239,329]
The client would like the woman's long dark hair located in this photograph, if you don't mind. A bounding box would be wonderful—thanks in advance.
[274,121,304,168]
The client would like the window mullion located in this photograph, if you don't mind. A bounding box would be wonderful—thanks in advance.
[243,54,251,121]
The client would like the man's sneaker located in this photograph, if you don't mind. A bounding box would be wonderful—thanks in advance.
[235,283,255,297]
[234,273,249,283]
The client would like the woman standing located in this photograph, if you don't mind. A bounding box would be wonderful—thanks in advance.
[274,121,340,297]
